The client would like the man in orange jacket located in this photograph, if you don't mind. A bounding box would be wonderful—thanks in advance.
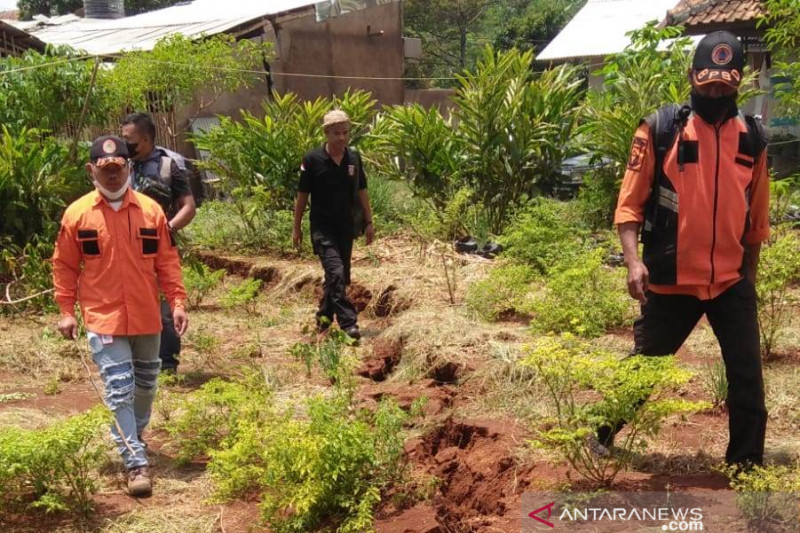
[604,32,769,467]
[53,135,188,497]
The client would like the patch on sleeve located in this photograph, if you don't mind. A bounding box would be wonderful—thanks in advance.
[626,136,648,172]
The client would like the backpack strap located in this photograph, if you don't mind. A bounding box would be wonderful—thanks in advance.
[741,113,768,158]
[642,104,686,234]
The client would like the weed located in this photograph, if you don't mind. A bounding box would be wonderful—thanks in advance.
[466,263,536,321]
[221,278,262,314]
[289,326,356,380]
[43,379,61,396]
[0,407,108,517]
[727,463,800,527]
[702,360,728,410]
[757,231,800,360]
[182,262,225,310]
[530,249,632,338]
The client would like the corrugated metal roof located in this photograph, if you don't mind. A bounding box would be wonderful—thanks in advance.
[666,0,764,28]
[537,0,679,61]
[9,0,320,56]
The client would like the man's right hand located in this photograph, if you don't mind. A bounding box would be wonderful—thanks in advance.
[626,259,650,303]
[292,227,302,248]
[58,316,78,340]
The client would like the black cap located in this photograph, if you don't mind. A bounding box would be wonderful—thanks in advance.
[692,31,745,88]
[89,135,129,167]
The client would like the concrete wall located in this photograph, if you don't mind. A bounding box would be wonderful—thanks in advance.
[271,1,405,105]
[171,2,404,158]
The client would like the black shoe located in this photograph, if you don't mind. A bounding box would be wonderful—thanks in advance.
[344,326,361,341]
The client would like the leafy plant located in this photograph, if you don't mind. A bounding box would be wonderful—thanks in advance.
[523,335,708,486]
[500,198,588,274]
[106,34,269,117]
[193,90,378,210]
[760,0,800,118]
[454,48,583,231]
[0,407,108,517]
[182,262,225,310]
[375,104,465,215]
[530,249,632,338]
[756,231,800,360]
[466,263,536,321]
[221,278,262,314]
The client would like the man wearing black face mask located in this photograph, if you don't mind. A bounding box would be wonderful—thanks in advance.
[604,31,770,469]
[122,113,196,373]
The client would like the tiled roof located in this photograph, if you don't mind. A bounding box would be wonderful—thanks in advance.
[667,0,764,28]
[0,10,19,20]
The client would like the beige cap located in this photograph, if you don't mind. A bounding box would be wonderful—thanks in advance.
[323,109,350,129]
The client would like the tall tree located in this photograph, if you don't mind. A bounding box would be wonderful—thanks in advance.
[493,0,587,55]
[405,0,491,72]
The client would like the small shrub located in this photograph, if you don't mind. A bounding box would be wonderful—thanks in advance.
[466,263,537,321]
[163,374,273,464]
[756,231,800,360]
[530,249,632,338]
[0,407,108,517]
[222,278,262,314]
[727,463,800,527]
[523,335,708,486]
[289,326,356,379]
[499,199,589,274]
[252,395,413,533]
[182,262,225,310]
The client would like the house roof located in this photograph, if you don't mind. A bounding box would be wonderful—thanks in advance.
[9,0,320,56]
[0,10,19,21]
[537,0,680,62]
[666,0,764,31]
[1,20,46,54]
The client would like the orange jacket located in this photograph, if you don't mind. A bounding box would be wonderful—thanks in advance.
[53,189,186,336]
[615,113,769,299]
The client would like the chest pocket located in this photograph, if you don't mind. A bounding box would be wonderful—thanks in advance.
[138,227,159,256]
[77,229,101,257]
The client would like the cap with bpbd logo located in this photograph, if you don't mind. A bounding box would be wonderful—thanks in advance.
[692,31,745,88]
[90,135,129,168]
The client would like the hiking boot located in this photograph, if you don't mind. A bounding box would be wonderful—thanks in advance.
[344,326,361,341]
[586,434,611,458]
[127,466,152,497]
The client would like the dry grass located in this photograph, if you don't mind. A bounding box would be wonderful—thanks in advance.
[1,234,799,531]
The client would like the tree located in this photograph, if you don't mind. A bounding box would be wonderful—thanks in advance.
[404,0,492,74]
[494,0,586,55]
[18,0,182,19]
[760,0,800,118]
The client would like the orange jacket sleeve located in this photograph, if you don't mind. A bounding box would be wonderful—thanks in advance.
[614,123,656,226]
[52,213,81,318]
[154,213,187,311]
[743,153,770,245]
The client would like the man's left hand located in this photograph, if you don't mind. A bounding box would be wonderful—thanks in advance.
[365,223,375,246]
[173,307,189,336]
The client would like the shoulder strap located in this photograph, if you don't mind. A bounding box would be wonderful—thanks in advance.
[159,156,173,181]
[743,114,768,157]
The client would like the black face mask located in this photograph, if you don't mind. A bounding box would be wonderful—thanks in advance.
[126,142,139,157]
[691,90,738,124]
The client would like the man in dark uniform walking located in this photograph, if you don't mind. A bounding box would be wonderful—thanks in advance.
[293,110,375,340]
[121,113,196,373]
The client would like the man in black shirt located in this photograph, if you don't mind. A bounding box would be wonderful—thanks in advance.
[293,110,375,340]
[122,113,196,373]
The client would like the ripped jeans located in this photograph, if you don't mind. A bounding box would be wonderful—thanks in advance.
[87,332,161,469]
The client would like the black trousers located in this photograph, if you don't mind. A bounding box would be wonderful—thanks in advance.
[599,279,766,466]
[313,230,358,330]
[159,298,181,371]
